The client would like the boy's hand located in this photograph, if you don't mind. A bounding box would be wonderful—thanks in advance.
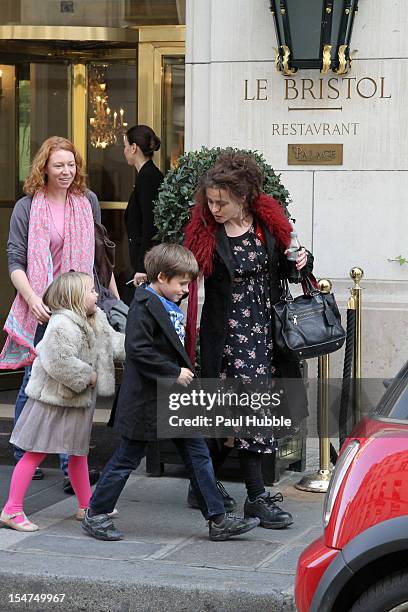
[89,371,98,388]
[177,368,194,387]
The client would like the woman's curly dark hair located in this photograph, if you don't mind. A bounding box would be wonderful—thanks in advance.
[194,151,263,216]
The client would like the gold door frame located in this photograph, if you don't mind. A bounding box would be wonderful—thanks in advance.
[138,44,185,170]
[0,25,140,44]
[138,26,185,170]
[137,26,185,170]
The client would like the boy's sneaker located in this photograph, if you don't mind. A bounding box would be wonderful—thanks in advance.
[209,513,259,541]
[244,492,293,529]
[187,481,237,513]
[81,509,123,541]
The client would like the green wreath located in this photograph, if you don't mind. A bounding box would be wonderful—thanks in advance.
[154,146,291,244]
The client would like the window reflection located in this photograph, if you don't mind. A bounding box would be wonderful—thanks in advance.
[0,62,69,201]
[20,63,69,194]
[87,62,137,202]
[0,65,16,201]
[162,56,185,172]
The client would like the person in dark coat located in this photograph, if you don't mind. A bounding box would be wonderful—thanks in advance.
[184,152,314,530]
[81,243,260,542]
[123,125,164,287]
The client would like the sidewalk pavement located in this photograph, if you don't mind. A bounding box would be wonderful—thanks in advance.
[0,454,324,612]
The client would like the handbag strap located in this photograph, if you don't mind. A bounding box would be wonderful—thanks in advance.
[280,274,319,301]
[301,273,320,297]
[279,278,294,301]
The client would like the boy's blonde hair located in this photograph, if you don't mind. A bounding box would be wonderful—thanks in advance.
[144,243,199,282]
[43,272,94,321]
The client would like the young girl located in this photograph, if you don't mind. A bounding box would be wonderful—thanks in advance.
[1,272,125,532]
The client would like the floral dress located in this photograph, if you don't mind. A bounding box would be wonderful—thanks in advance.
[220,225,277,453]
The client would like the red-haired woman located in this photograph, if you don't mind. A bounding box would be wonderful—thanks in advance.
[0,136,114,483]
[184,152,313,530]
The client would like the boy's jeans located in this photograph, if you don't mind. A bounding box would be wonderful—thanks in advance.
[90,436,225,519]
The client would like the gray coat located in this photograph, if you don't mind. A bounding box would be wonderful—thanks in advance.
[10,307,125,455]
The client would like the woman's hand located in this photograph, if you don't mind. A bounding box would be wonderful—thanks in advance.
[295,248,308,271]
[177,367,194,387]
[133,272,148,287]
[89,371,97,388]
[27,293,51,324]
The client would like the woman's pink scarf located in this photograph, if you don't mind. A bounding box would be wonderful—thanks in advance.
[0,189,95,369]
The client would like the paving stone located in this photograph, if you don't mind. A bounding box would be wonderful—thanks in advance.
[161,537,283,567]
[261,544,310,573]
[10,533,164,560]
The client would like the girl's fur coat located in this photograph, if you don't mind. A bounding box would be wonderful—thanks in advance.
[25,307,125,408]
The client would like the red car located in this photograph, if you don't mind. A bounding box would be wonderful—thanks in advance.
[295,364,408,612]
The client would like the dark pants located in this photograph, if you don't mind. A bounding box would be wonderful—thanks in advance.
[206,440,265,500]
[89,436,225,519]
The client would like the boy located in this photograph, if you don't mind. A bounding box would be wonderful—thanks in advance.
[82,243,259,541]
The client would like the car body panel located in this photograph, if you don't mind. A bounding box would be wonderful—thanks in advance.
[295,537,339,612]
[295,415,408,611]
[307,515,408,612]
[325,425,408,549]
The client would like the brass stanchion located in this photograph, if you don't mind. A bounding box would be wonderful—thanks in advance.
[295,279,332,493]
[349,267,364,424]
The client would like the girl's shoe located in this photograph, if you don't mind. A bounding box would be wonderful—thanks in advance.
[75,507,118,521]
[0,510,39,532]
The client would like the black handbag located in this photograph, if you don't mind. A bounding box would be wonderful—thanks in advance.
[272,275,346,361]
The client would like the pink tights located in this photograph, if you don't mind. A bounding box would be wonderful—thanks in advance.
[3,452,91,523]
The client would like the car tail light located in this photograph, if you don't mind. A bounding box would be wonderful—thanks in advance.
[323,440,360,528]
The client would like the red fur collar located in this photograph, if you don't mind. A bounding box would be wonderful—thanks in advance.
[184,193,292,277]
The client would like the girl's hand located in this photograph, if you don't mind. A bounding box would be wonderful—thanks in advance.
[89,371,97,388]
[177,368,194,387]
[295,248,308,271]
[27,293,51,324]
[133,272,148,287]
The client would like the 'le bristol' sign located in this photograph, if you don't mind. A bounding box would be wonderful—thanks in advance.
[243,74,393,164]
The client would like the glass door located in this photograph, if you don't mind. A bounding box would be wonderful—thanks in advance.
[0,28,185,389]
[0,57,71,383]
[83,57,138,298]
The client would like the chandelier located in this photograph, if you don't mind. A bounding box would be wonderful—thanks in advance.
[89,65,128,149]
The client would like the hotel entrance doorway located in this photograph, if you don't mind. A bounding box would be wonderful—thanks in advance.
[0,25,185,389]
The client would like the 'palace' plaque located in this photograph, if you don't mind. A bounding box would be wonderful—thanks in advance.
[288,144,343,165]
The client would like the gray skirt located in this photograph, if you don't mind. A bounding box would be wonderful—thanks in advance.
[10,395,96,456]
